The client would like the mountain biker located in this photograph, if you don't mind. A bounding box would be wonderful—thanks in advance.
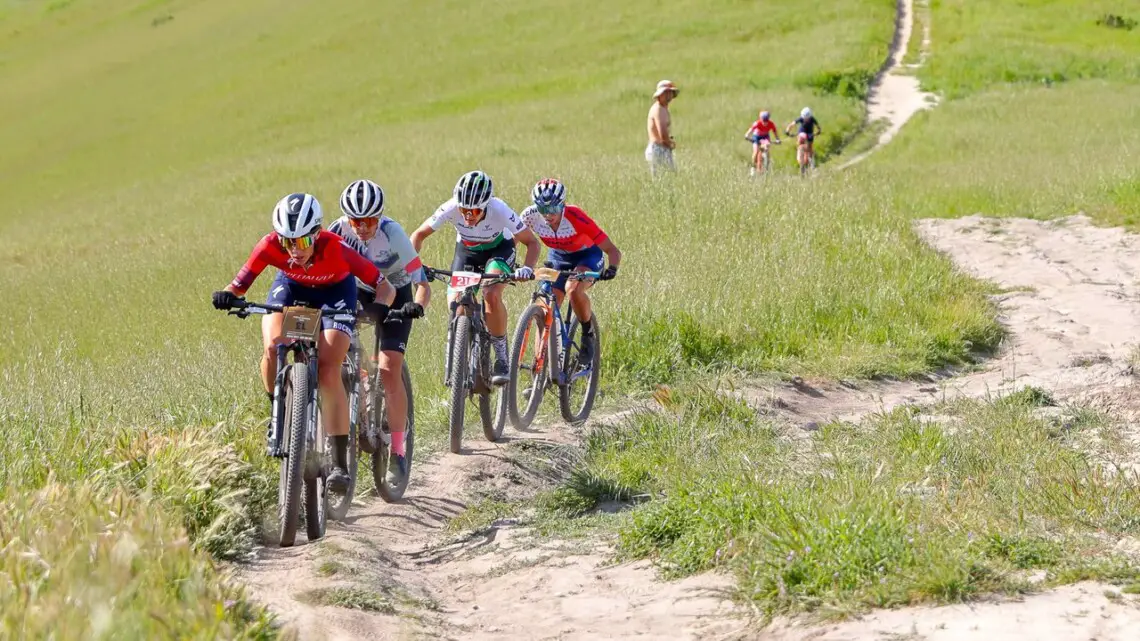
[409,170,541,385]
[328,178,429,481]
[211,192,396,494]
[745,110,781,176]
[521,179,621,365]
[785,107,822,170]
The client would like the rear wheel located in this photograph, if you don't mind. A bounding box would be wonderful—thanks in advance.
[448,316,472,454]
[508,304,549,429]
[376,362,415,503]
[481,332,506,442]
[559,315,601,425]
[304,476,326,542]
[278,363,308,547]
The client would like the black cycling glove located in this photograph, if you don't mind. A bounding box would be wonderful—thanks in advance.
[212,290,238,310]
[399,302,425,319]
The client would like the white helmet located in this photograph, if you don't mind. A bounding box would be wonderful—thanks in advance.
[454,170,494,209]
[272,192,322,239]
[801,107,813,119]
[340,179,385,219]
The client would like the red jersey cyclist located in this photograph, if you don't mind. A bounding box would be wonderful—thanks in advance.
[212,192,396,494]
[520,179,622,364]
[745,110,781,176]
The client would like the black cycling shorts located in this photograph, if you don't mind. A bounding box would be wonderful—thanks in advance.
[359,283,413,353]
[450,238,516,274]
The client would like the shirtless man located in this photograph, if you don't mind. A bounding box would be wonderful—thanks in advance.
[645,80,678,176]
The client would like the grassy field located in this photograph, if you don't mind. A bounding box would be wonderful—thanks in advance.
[6,0,1138,633]
[0,0,928,635]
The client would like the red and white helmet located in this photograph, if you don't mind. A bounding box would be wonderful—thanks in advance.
[531,178,566,210]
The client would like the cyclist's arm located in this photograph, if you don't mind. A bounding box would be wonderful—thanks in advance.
[227,236,274,297]
[411,202,453,252]
[598,236,622,268]
[409,222,434,253]
[414,281,431,310]
[813,120,822,136]
[385,220,432,311]
[343,242,395,305]
[515,227,542,270]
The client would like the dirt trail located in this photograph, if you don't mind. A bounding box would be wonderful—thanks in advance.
[237,422,743,641]
[836,0,937,171]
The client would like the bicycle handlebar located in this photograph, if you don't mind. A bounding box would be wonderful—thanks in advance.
[223,298,356,324]
[535,267,604,283]
[423,266,521,286]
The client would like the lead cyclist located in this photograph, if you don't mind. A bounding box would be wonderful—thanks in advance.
[328,178,430,482]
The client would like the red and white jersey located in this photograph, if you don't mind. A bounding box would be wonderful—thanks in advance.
[229,230,383,295]
[519,205,608,253]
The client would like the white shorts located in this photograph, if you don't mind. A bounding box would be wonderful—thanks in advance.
[645,143,675,174]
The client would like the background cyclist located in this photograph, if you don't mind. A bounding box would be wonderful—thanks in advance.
[785,107,822,169]
[745,110,781,176]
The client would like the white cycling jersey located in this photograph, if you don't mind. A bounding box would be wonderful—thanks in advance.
[424,197,525,250]
[328,215,426,291]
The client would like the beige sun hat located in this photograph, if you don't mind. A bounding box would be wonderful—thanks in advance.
[653,80,679,98]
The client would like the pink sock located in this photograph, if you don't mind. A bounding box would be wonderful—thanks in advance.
[391,431,406,457]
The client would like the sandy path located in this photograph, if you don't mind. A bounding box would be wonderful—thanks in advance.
[236,420,743,640]
[836,0,937,170]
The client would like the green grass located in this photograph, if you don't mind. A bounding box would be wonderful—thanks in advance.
[0,482,276,639]
[296,586,395,614]
[556,385,1140,619]
[0,0,910,633]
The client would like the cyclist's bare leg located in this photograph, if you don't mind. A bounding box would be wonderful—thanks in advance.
[260,312,284,394]
[483,277,508,337]
[566,272,595,324]
[751,143,762,172]
[317,329,352,437]
[378,349,408,439]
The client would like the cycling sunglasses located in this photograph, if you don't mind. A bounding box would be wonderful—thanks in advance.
[348,217,379,231]
[278,231,317,251]
[537,203,565,216]
[459,207,485,218]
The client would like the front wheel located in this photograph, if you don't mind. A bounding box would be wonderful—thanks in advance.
[508,304,550,429]
[376,361,416,503]
[278,363,309,547]
[448,316,472,454]
[559,315,601,425]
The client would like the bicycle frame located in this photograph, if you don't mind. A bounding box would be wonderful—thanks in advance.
[531,269,602,385]
[427,269,514,391]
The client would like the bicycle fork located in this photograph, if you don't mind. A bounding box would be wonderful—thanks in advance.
[268,346,291,457]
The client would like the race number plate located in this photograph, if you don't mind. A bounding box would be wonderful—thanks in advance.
[281,306,322,342]
[447,271,482,294]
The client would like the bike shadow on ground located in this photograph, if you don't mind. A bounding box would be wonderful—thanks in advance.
[338,494,466,531]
